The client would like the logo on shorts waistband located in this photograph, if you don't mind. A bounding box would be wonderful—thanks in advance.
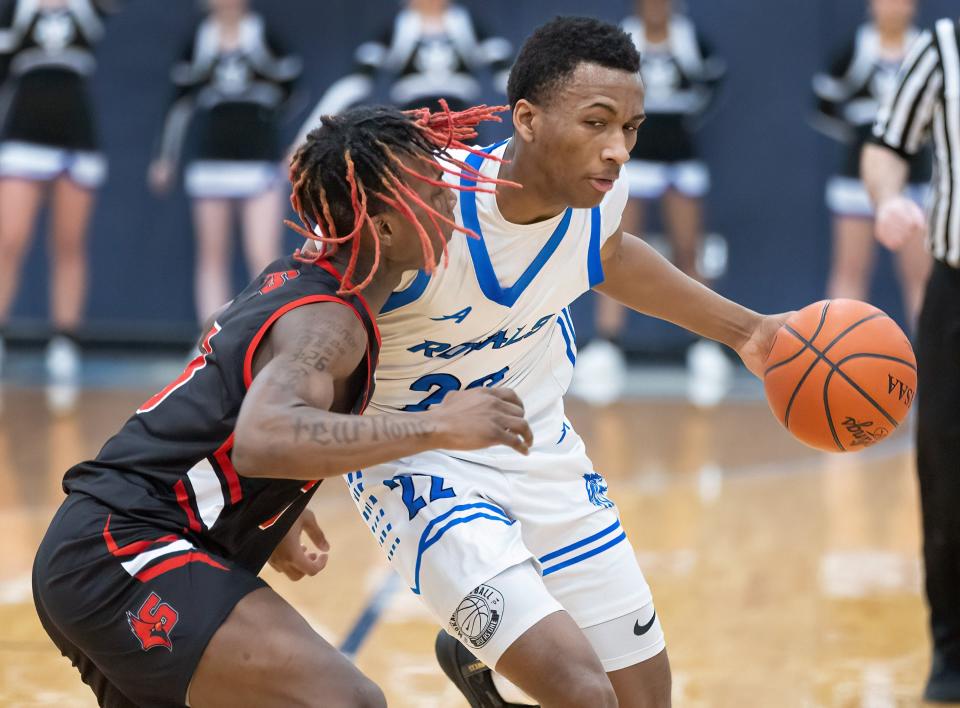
[127,592,179,652]
[449,584,503,650]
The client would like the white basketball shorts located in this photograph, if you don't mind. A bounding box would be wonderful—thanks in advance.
[345,428,659,668]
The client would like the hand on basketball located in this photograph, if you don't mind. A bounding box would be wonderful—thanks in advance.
[430,388,533,455]
[267,508,330,581]
[736,312,795,379]
[875,195,926,251]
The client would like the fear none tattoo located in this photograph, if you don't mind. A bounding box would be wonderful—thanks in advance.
[292,417,435,445]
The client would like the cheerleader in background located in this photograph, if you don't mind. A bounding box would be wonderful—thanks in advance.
[571,0,726,407]
[294,0,511,146]
[150,0,300,325]
[0,0,120,384]
[812,0,931,328]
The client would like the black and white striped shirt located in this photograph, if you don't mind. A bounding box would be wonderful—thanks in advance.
[874,18,960,265]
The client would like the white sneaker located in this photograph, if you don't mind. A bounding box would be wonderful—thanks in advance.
[686,339,733,409]
[46,382,79,414]
[569,339,627,405]
[45,335,80,384]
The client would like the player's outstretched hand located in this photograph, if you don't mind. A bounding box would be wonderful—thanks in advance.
[875,195,927,251]
[736,312,795,379]
[431,388,533,455]
[267,508,330,581]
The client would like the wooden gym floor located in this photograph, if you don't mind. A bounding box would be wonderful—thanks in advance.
[0,366,947,707]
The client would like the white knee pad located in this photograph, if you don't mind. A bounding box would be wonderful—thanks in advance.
[581,601,666,672]
[485,600,667,704]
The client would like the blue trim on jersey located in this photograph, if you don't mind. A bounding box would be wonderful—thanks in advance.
[541,532,627,577]
[561,307,577,343]
[538,519,621,564]
[411,502,513,594]
[460,142,572,308]
[557,316,576,366]
[382,269,430,314]
[587,206,604,287]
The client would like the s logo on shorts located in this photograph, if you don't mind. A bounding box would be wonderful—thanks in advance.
[449,584,504,649]
[127,592,179,652]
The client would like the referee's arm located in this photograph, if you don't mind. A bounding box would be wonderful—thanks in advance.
[862,28,942,250]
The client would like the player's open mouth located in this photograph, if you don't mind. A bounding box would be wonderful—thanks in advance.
[589,178,615,193]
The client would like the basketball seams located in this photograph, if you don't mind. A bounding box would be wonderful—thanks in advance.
[786,320,901,427]
[821,350,900,426]
[764,301,831,376]
[808,300,832,348]
[834,352,917,372]
[822,375,846,451]
[763,344,807,376]
[781,340,821,428]
[780,312,888,428]
[781,318,834,428]
[822,365,898,446]
[818,312,886,354]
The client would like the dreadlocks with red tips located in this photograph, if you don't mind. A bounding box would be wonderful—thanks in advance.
[286,100,518,295]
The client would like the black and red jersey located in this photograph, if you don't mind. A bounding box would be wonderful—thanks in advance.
[63,254,380,574]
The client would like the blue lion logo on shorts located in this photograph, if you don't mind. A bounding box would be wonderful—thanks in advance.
[583,473,614,509]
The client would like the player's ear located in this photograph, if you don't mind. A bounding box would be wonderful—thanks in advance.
[371,213,394,248]
[512,99,538,143]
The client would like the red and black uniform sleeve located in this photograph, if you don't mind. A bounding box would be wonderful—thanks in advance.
[64,255,380,573]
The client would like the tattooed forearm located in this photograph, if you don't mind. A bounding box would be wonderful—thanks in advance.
[370,416,435,442]
[291,416,436,446]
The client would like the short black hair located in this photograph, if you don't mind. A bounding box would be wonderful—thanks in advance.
[507,16,641,107]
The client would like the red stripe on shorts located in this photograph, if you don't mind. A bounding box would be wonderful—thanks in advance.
[173,479,202,533]
[135,551,229,583]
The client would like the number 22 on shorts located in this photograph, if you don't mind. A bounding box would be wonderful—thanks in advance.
[383,474,455,520]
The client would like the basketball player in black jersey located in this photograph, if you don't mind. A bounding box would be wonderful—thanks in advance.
[32,103,532,708]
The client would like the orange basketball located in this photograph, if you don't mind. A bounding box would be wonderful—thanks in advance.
[763,299,917,452]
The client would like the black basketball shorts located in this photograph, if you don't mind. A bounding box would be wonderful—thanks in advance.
[32,493,266,707]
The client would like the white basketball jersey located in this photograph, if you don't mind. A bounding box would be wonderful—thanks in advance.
[367,140,628,456]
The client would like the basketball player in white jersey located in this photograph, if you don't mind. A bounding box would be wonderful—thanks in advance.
[343,17,787,708]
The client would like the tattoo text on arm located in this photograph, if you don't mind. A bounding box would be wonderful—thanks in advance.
[291,416,436,446]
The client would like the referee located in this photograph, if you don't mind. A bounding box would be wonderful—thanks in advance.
[863,15,960,703]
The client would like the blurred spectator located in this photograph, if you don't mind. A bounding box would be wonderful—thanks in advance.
[570,0,726,406]
[149,0,301,325]
[294,0,511,146]
[0,0,120,383]
[812,0,931,327]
